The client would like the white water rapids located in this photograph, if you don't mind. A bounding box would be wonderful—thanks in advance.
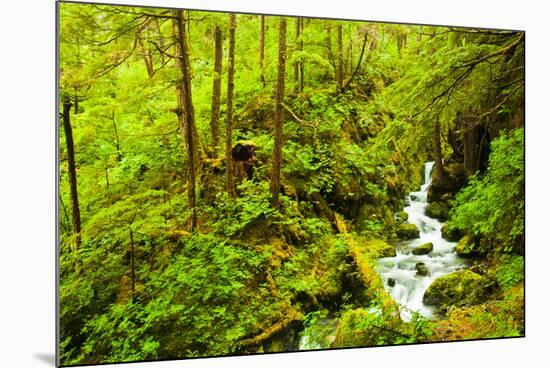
[298,162,468,349]
[377,161,468,321]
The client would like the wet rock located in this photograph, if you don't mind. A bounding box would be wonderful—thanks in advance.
[425,201,449,221]
[423,270,491,308]
[412,242,433,255]
[395,211,409,223]
[397,223,420,239]
[388,278,396,287]
[455,234,477,257]
[415,262,429,276]
[441,223,463,242]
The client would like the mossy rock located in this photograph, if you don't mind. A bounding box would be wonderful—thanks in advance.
[455,234,477,257]
[412,242,433,255]
[441,223,464,242]
[423,270,492,308]
[366,239,397,258]
[415,262,429,276]
[331,304,403,348]
[395,211,409,223]
[397,223,420,239]
[425,201,449,220]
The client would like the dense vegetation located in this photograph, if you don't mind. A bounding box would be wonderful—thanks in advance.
[59,3,524,365]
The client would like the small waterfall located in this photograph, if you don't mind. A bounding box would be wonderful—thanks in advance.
[297,162,468,350]
[377,161,468,321]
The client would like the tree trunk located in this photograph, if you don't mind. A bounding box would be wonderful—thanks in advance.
[299,18,304,93]
[137,32,154,78]
[337,24,344,93]
[62,96,81,249]
[174,10,197,231]
[154,18,165,65]
[225,14,236,197]
[259,15,266,86]
[397,32,402,54]
[210,25,223,152]
[294,17,301,92]
[326,22,332,63]
[342,31,368,92]
[463,120,479,177]
[271,17,287,208]
[369,24,378,51]
[432,120,447,186]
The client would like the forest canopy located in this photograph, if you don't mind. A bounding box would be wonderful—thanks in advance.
[58,2,524,366]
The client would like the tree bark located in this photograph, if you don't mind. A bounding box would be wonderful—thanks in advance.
[369,24,378,51]
[337,24,344,93]
[62,96,81,249]
[174,10,197,230]
[225,14,236,197]
[326,22,332,63]
[463,120,479,177]
[432,120,447,186]
[299,18,304,93]
[294,17,301,92]
[210,25,223,152]
[342,31,368,92]
[271,17,287,208]
[137,32,154,78]
[260,15,266,86]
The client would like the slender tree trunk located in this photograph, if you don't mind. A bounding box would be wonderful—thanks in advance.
[342,31,368,92]
[154,18,165,65]
[326,22,332,63]
[137,32,154,78]
[111,112,122,161]
[62,96,81,250]
[337,24,344,93]
[210,25,223,152]
[432,121,447,186]
[348,25,353,75]
[105,167,111,204]
[73,92,79,114]
[59,193,70,233]
[225,14,236,197]
[299,18,304,93]
[463,120,479,177]
[294,17,301,92]
[271,17,287,208]
[174,10,197,230]
[369,24,378,51]
[259,15,266,86]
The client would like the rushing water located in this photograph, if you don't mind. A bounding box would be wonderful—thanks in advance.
[377,161,468,321]
[298,162,468,349]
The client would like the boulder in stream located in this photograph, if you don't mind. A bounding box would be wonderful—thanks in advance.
[395,211,409,223]
[412,242,433,255]
[423,269,491,308]
[441,223,464,242]
[415,262,429,276]
[455,234,477,257]
[425,201,449,220]
[369,239,397,258]
[397,223,420,239]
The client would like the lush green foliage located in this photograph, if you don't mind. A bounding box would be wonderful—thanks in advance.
[448,128,524,252]
[58,3,524,365]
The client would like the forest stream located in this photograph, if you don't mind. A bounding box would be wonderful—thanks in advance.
[377,162,469,321]
[298,162,469,349]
